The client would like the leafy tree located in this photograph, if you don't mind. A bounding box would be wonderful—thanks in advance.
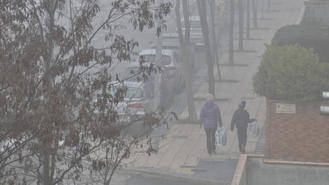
[0,0,170,184]
[253,45,329,102]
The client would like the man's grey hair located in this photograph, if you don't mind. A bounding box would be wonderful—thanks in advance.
[206,93,214,101]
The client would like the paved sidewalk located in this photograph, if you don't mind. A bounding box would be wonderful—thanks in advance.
[122,0,304,179]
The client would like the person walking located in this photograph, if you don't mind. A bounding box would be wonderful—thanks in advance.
[200,93,223,155]
[231,101,256,153]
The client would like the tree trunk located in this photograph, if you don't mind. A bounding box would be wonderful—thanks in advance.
[246,0,250,39]
[238,0,244,50]
[197,0,215,96]
[267,0,271,10]
[41,151,51,185]
[182,0,197,121]
[41,1,56,184]
[260,0,265,18]
[154,0,163,112]
[176,0,197,121]
[208,0,221,80]
[229,0,235,64]
[252,0,258,28]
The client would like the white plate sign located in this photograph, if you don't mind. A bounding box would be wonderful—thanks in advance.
[320,106,329,114]
[276,103,296,114]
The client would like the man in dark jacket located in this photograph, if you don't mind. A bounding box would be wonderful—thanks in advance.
[231,101,256,153]
[200,93,223,155]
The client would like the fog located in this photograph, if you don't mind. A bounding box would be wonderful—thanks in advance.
[1,0,328,184]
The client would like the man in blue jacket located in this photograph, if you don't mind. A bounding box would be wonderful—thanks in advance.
[200,93,223,155]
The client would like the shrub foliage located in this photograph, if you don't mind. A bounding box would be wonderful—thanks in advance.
[253,45,329,101]
[271,24,329,63]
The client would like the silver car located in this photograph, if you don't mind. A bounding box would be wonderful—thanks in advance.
[109,81,151,123]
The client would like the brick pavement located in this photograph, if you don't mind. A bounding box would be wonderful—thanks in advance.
[122,0,304,176]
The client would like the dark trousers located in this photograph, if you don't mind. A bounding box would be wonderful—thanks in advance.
[237,127,247,153]
[205,127,217,154]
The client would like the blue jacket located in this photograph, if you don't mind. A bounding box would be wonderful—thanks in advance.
[200,101,222,128]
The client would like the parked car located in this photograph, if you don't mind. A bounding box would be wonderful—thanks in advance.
[120,61,155,99]
[107,81,152,123]
[137,49,185,95]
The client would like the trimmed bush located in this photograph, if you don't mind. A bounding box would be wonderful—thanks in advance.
[253,45,329,102]
[271,24,329,63]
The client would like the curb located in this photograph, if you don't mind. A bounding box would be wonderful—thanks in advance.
[119,167,230,185]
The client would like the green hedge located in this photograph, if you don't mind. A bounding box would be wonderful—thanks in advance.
[271,24,329,63]
[253,45,329,102]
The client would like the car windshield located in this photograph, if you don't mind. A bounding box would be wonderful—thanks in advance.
[139,54,171,65]
[126,87,143,99]
[110,86,144,99]
[116,65,140,82]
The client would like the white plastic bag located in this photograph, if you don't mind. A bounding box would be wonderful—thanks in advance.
[216,127,227,146]
[248,120,260,137]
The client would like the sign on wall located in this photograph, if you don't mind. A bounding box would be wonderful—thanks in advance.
[276,103,296,114]
[321,91,329,115]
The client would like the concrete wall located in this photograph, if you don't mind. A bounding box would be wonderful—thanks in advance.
[245,158,329,185]
[231,155,247,185]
